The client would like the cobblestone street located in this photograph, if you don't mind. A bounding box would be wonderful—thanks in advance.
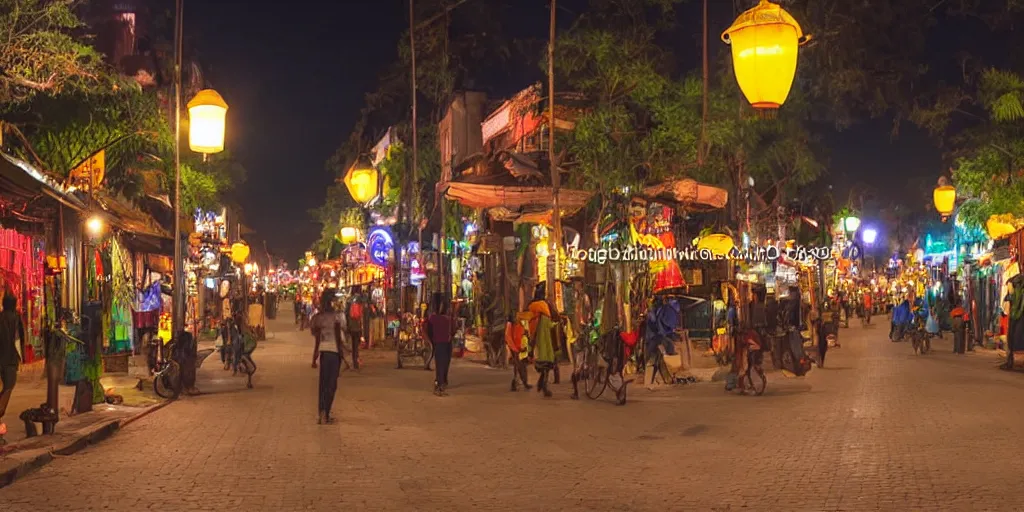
[2,312,1023,511]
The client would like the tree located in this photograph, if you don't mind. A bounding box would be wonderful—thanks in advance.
[949,70,1024,227]
[318,0,520,250]
[556,0,822,207]
[0,0,106,106]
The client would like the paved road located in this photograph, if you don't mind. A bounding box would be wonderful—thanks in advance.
[2,312,1023,511]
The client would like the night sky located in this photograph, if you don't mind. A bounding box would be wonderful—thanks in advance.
[188,0,404,264]
[185,0,939,264]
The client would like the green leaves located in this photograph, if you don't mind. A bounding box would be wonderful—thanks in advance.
[982,69,1024,122]
[0,0,107,105]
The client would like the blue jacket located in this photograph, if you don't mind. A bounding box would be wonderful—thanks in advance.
[893,301,914,326]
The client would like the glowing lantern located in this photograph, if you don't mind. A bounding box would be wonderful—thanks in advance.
[861,228,878,245]
[187,89,228,154]
[230,242,250,264]
[843,216,860,233]
[721,0,810,110]
[340,227,358,244]
[697,234,735,256]
[343,155,379,205]
[986,214,1018,240]
[933,180,956,220]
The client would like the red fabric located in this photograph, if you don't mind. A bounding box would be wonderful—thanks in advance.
[505,322,524,352]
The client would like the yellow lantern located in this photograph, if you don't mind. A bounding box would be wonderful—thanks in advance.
[933,184,956,220]
[187,89,228,154]
[697,234,735,256]
[342,155,379,205]
[340,226,358,244]
[721,0,810,110]
[230,242,250,264]
[986,214,1018,240]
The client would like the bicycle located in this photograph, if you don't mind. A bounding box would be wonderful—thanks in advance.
[152,339,181,399]
[579,328,628,405]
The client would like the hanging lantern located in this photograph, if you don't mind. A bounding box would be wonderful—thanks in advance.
[986,214,1018,240]
[933,178,956,220]
[843,216,860,233]
[721,0,810,110]
[187,89,228,154]
[340,226,358,244]
[230,242,250,264]
[697,234,735,256]
[343,155,379,205]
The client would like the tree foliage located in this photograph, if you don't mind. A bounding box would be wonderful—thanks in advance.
[0,0,107,106]
[556,0,821,205]
[951,69,1024,227]
[0,1,245,215]
[317,0,519,252]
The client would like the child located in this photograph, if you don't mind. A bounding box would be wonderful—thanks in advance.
[505,315,531,391]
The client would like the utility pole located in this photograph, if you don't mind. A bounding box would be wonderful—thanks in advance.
[699,0,708,166]
[409,0,417,311]
[547,0,561,300]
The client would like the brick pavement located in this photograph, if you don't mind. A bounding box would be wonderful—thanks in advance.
[2,310,1024,511]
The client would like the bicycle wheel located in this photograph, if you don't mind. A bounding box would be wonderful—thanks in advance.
[584,346,607,400]
[745,366,766,396]
[153,361,181,399]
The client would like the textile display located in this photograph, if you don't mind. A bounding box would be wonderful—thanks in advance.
[109,238,133,352]
[0,229,44,361]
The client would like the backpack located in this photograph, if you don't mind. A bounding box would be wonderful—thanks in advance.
[347,301,363,332]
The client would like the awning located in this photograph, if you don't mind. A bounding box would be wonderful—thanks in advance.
[444,181,593,211]
[641,178,728,211]
[0,152,86,211]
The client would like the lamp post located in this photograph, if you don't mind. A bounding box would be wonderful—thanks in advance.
[173,0,228,393]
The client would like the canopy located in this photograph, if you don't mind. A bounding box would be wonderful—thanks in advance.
[444,181,593,211]
[641,178,728,211]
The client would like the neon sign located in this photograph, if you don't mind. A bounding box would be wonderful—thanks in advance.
[367,228,393,267]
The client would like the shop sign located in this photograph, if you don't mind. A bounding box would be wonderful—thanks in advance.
[570,244,833,265]
[367,228,394,267]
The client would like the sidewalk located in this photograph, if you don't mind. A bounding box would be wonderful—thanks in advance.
[0,359,168,488]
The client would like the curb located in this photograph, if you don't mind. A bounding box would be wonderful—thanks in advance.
[0,398,171,489]
[119,398,173,428]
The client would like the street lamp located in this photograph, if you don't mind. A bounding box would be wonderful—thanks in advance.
[843,216,861,233]
[340,226,358,245]
[171,0,231,392]
[862,228,878,245]
[933,177,956,221]
[721,0,810,111]
[86,216,105,237]
[342,155,380,205]
[230,241,250,265]
[187,89,228,155]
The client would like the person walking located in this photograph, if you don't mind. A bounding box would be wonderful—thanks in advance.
[527,287,556,397]
[425,293,455,396]
[505,314,531,391]
[345,289,363,370]
[311,289,345,425]
[951,301,968,354]
[0,294,24,444]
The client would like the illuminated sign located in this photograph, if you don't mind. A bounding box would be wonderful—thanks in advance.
[367,228,394,267]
